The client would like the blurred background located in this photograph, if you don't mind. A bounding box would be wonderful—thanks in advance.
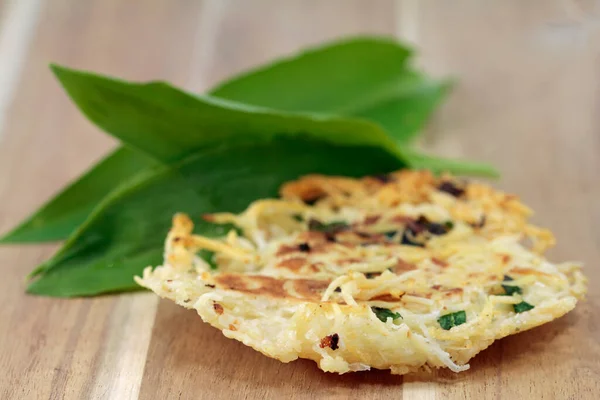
[0,1,598,399]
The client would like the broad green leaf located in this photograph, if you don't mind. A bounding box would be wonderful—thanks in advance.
[212,37,411,111]
[49,64,405,164]
[213,38,447,144]
[0,37,461,243]
[51,65,498,178]
[28,138,403,296]
[0,147,158,243]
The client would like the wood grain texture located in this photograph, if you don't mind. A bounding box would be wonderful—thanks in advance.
[0,0,598,399]
[0,0,202,399]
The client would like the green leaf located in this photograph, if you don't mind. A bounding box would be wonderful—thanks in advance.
[28,138,404,296]
[27,163,195,295]
[371,307,402,323]
[342,72,452,144]
[50,64,409,164]
[211,36,448,144]
[212,37,412,113]
[0,147,158,243]
[513,301,534,313]
[438,310,467,330]
[1,37,487,243]
[401,147,499,177]
[1,36,413,243]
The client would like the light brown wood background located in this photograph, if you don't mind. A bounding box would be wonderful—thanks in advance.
[0,0,598,399]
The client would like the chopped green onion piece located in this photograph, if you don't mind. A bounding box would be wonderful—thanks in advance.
[384,231,398,239]
[513,301,534,313]
[308,219,349,233]
[438,310,467,330]
[292,214,304,222]
[502,284,522,296]
[372,307,402,323]
[501,275,523,296]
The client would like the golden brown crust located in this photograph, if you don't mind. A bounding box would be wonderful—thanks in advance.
[275,170,556,253]
[391,259,417,273]
[369,293,403,302]
[214,273,330,302]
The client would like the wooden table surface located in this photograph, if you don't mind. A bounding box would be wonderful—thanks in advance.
[0,1,599,399]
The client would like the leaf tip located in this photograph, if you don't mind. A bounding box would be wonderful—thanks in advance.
[0,233,12,244]
[484,167,502,179]
[49,62,67,77]
[49,63,76,90]
[0,227,29,244]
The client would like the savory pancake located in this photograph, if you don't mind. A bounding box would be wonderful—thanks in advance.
[136,170,587,374]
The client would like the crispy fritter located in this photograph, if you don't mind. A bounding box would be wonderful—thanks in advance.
[137,170,586,374]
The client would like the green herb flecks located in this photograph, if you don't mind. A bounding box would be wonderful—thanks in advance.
[372,307,402,323]
[513,301,534,313]
[384,231,398,240]
[438,311,467,330]
[307,219,350,234]
[502,285,523,296]
[502,275,523,296]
